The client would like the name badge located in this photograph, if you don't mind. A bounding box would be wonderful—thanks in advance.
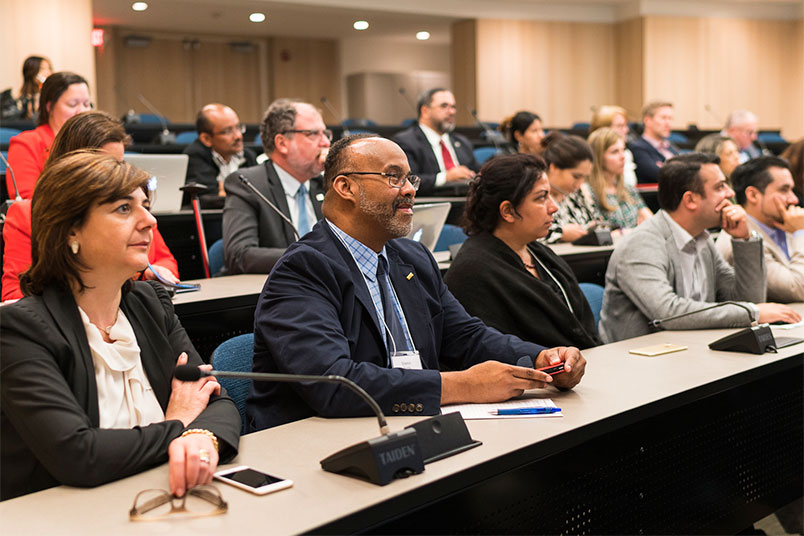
[390,351,422,370]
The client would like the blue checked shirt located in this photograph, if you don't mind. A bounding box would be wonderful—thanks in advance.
[327,220,414,358]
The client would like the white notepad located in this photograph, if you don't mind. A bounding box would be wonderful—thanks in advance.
[441,398,562,419]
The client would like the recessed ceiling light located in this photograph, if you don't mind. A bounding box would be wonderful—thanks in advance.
[353,20,369,31]
[416,31,430,41]
[131,2,148,11]
[249,12,266,23]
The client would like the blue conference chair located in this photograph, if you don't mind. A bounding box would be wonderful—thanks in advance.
[137,113,169,124]
[401,118,416,127]
[668,132,688,145]
[757,132,786,144]
[473,146,500,165]
[571,122,591,131]
[211,333,254,435]
[175,131,198,144]
[208,239,225,277]
[578,282,605,329]
[0,128,21,144]
[343,118,377,127]
[434,224,468,252]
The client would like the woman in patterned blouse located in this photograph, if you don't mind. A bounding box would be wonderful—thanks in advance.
[587,127,653,229]
[541,132,601,244]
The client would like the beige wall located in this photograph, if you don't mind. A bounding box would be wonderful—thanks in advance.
[458,19,617,127]
[454,14,804,138]
[270,37,341,120]
[643,15,804,138]
[1,0,96,105]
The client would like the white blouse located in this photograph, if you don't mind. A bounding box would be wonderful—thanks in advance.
[78,307,165,429]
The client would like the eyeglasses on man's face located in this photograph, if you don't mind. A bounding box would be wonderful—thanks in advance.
[282,129,334,142]
[340,171,421,191]
[213,123,246,137]
[129,485,227,521]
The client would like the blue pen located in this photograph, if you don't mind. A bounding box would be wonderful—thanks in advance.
[493,407,561,415]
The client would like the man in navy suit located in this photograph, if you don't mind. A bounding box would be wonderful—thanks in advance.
[392,88,479,195]
[629,101,680,183]
[246,134,586,431]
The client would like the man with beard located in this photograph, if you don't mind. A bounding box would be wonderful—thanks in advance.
[716,156,804,302]
[222,99,330,274]
[245,135,586,431]
[182,103,257,208]
[392,88,479,195]
[599,153,800,343]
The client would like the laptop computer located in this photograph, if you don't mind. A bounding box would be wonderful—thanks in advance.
[124,154,189,214]
[407,202,451,259]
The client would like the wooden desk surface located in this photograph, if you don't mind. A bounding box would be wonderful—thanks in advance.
[2,309,802,534]
[171,274,267,308]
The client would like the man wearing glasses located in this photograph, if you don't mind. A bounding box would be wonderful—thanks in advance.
[246,134,586,431]
[182,103,257,208]
[393,88,479,195]
[223,99,331,274]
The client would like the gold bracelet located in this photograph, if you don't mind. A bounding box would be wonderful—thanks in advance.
[180,429,219,453]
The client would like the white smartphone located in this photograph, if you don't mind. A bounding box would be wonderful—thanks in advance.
[213,465,293,495]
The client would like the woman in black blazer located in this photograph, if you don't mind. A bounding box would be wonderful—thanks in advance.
[444,153,601,350]
[0,151,240,500]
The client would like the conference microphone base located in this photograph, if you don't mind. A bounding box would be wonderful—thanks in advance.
[321,428,424,486]
[320,413,481,485]
[708,324,777,354]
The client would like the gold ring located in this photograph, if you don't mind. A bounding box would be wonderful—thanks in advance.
[199,449,210,464]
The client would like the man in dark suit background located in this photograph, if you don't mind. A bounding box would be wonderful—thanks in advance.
[182,103,257,208]
[629,101,680,183]
[222,99,330,274]
[245,134,586,431]
[392,88,479,195]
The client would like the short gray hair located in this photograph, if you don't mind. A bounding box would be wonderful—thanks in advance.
[259,98,300,154]
[724,109,757,129]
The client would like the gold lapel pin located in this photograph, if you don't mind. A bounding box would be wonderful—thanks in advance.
[406,272,414,280]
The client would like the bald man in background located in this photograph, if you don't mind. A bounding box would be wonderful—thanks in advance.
[182,103,257,208]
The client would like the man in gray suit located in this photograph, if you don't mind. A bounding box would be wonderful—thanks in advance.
[223,99,331,274]
[599,153,800,343]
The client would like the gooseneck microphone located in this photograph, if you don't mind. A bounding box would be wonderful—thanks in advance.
[467,106,505,150]
[648,301,793,354]
[174,364,389,434]
[397,87,417,113]
[238,174,300,241]
[320,96,351,137]
[138,94,176,144]
[174,363,482,485]
[649,301,755,329]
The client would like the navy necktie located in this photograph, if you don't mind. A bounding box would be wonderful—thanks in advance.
[377,256,410,357]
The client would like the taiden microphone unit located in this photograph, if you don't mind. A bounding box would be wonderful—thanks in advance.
[649,301,802,354]
[137,94,176,145]
[238,174,300,241]
[174,365,481,485]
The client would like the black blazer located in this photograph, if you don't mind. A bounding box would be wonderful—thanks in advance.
[392,125,479,195]
[181,139,258,208]
[0,281,240,500]
[222,160,325,275]
[444,233,601,350]
[246,221,547,431]
[628,136,679,184]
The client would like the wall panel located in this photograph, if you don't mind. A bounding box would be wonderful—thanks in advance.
[614,18,644,121]
[473,19,616,127]
[270,37,340,115]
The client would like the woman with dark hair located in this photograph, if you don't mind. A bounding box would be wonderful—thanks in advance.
[541,132,602,243]
[0,151,240,501]
[18,55,53,120]
[500,111,545,155]
[6,71,91,198]
[2,111,180,301]
[444,154,601,349]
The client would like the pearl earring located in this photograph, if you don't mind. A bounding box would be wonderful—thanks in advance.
[70,241,79,254]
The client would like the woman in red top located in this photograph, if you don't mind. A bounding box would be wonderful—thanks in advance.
[2,112,179,301]
[6,72,91,198]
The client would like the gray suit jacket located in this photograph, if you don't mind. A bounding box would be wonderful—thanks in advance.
[222,160,324,275]
[599,211,766,342]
